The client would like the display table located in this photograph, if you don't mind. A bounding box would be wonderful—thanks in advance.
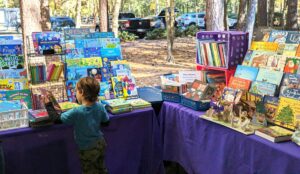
[159,102,300,174]
[0,107,164,174]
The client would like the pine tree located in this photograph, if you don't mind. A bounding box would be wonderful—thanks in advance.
[277,105,294,124]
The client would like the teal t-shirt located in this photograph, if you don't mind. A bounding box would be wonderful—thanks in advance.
[61,102,109,150]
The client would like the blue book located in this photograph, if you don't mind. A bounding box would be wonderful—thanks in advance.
[75,39,85,49]
[84,38,101,48]
[0,44,22,55]
[279,73,300,100]
[84,48,101,57]
[101,67,113,82]
[0,36,13,40]
[99,82,112,100]
[64,28,91,40]
[32,32,62,54]
[66,67,77,80]
[256,68,283,86]
[89,32,115,38]
[75,67,88,79]
[234,65,259,81]
[100,48,122,58]
[286,31,300,44]
[100,38,122,58]
[249,81,277,96]
[66,80,78,102]
[0,69,27,79]
[268,30,289,43]
[66,48,85,59]
[102,57,112,68]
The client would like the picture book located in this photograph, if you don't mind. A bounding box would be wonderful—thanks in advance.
[99,82,111,100]
[101,67,113,82]
[183,80,215,101]
[75,67,88,79]
[87,68,102,81]
[66,48,85,59]
[66,57,103,67]
[58,102,79,111]
[286,31,300,44]
[111,76,124,98]
[0,55,24,70]
[0,79,14,90]
[0,44,22,55]
[234,65,259,81]
[268,30,289,43]
[65,40,75,49]
[84,48,101,57]
[0,100,22,112]
[66,80,77,102]
[296,45,300,57]
[84,38,101,48]
[240,92,264,118]
[121,76,138,98]
[228,76,251,91]
[100,38,122,58]
[266,54,287,71]
[0,69,27,79]
[13,78,29,90]
[88,32,115,38]
[250,41,279,52]
[255,126,293,143]
[75,39,85,48]
[280,73,300,100]
[111,60,131,76]
[102,98,131,108]
[275,97,300,130]
[28,109,49,122]
[249,81,277,96]
[242,50,253,66]
[256,68,283,86]
[64,28,91,40]
[32,32,62,55]
[221,87,241,104]
[263,96,279,122]
[178,71,202,84]
[282,44,298,56]
[283,57,300,74]
[102,57,112,68]
[128,98,151,109]
[249,51,272,68]
[0,89,32,109]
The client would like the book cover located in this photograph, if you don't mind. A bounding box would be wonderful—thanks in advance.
[268,30,289,43]
[84,47,101,58]
[256,68,283,86]
[101,67,113,82]
[66,80,77,102]
[283,57,300,74]
[87,68,102,81]
[280,73,300,100]
[218,43,225,66]
[29,109,49,121]
[99,82,111,100]
[64,28,91,40]
[84,38,101,48]
[100,38,122,58]
[65,40,75,49]
[183,80,215,101]
[249,81,277,96]
[242,50,253,66]
[282,44,298,56]
[178,71,202,84]
[275,97,300,130]
[265,54,286,71]
[58,102,79,111]
[121,76,138,98]
[286,31,300,44]
[250,41,279,52]
[75,67,88,79]
[228,76,251,91]
[13,78,29,90]
[255,126,293,143]
[249,51,272,68]
[112,76,124,98]
[102,98,131,108]
[296,45,300,57]
[32,32,62,55]
[212,43,221,66]
[66,48,85,59]
[0,89,32,109]
[128,98,151,109]
[102,57,112,68]
[0,55,24,70]
[202,43,209,66]
[0,44,22,55]
[75,39,85,48]
[264,96,279,122]
[0,69,27,79]
[234,65,259,81]
[88,32,115,38]
[222,87,239,103]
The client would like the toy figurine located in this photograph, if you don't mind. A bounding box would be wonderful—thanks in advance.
[206,107,215,118]
[292,124,300,146]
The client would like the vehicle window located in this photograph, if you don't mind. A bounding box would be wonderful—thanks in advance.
[192,15,196,18]
[198,14,205,18]
[119,13,135,19]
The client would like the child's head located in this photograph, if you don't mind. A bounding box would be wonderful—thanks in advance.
[76,77,100,104]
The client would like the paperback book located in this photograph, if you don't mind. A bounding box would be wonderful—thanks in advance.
[0,55,24,70]
[275,97,300,130]
[268,30,289,43]
[255,126,293,143]
[283,57,300,74]
[264,95,279,123]
[256,68,283,86]
[279,73,300,100]
[121,75,138,98]
[228,76,251,91]
[234,65,259,81]
[249,81,277,96]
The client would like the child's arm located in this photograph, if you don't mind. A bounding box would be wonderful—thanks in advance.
[100,104,110,127]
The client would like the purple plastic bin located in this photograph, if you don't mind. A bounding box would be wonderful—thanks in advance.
[196,31,249,69]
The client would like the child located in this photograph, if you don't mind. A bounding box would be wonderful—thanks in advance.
[44,77,109,174]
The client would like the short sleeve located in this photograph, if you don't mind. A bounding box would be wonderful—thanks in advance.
[100,104,109,123]
[61,108,77,125]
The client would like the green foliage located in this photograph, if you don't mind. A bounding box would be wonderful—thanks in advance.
[277,105,294,124]
[118,31,138,42]
[145,28,167,40]
[183,25,200,37]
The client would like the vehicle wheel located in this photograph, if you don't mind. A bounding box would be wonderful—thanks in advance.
[95,26,100,32]
[17,26,22,33]
[138,33,146,39]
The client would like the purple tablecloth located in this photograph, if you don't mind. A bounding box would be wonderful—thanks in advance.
[159,102,300,174]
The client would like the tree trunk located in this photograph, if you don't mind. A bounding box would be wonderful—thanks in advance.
[268,0,275,27]
[112,0,122,36]
[40,0,51,31]
[166,0,175,63]
[99,0,108,31]
[256,0,267,27]
[155,0,159,15]
[206,0,225,31]
[224,0,228,31]
[245,0,258,47]
[286,0,298,30]
[75,0,81,28]
[237,0,248,30]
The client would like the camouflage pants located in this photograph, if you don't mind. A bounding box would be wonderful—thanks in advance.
[79,139,108,174]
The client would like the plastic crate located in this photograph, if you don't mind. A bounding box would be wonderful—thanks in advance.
[0,103,29,131]
[181,97,210,111]
[162,92,181,103]
[196,31,249,69]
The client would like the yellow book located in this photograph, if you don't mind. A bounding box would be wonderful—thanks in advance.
[0,79,14,90]
[212,43,221,66]
[250,41,279,52]
[275,97,300,130]
[111,76,124,98]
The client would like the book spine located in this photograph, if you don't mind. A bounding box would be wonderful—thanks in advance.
[218,43,225,67]
[205,43,213,66]
[212,43,221,67]
[200,43,206,65]
[209,43,216,66]
[196,40,202,64]
[47,63,55,81]
[56,63,64,80]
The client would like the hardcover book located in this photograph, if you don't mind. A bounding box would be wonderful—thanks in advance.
[87,68,102,81]
[0,44,22,55]
[99,82,111,100]
[101,67,113,82]
[275,97,300,130]
[268,30,289,43]
[249,81,277,96]
[84,38,101,48]
[228,76,251,91]
[234,65,259,81]
[75,67,88,79]
[279,73,300,100]
[101,98,131,109]
[286,31,300,44]
[266,54,287,71]
[222,87,239,103]
[250,41,279,52]
[256,68,283,86]
[283,57,300,74]
[0,55,24,69]
[183,80,215,101]
[255,126,293,143]
[248,51,272,68]
[121,76,138,98]
[32,32,62,55]
[263,96,279,122]
[282,44,298,56]
[111,76,124,98]
[0,89,32,109]
[64,28,91,40]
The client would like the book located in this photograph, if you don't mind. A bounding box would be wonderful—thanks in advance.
[249,81,277,96]
[221,87,239,103]
[121,76,138,98]
[64,28,91,40]
[283,57,300,74]
[268,30,289,43]
[250,41,279,52]
[111,76,124,98]
[0,100,22,112]
[275,97,300,130]
[234,65,259,81]
[265,54,287,71]
[75,67,88,80]
[66,80,77,102]
[240,92,264,118]
[228,76,251,91]
[249,51,272,68]
[87,68,102,81]
[29,109,49,122]
[183,80,216,101]
[65,40,75,49]
[178,71,202,84]
[0,55,24,70]
[296,45,300,57]
[102,98,131,109]
[282,44,298,56]
[255,126,293,143]
[0,44,22,55]
[101,67,113,82]
[100,38,122,58]
[286,31,300,44]
[0,69,27,79]
[66,48,85,59]
[99,82,111,100]
[242,50,253,66]
[32,32,62,55]
[58,102,79,111]
[88,32,115,38]
[128,98,151,109]
[279,73,300,100]
[256,68,283,86]
[111,60,131,76]
[66,57,103,67]
[84,47,101,58]
[0,89,32,109]
[263,96,279,122]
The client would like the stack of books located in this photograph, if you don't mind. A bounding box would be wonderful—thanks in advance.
[197,41,227,67]
[28,109,49,122]
[255,126,294,143]
[102,98,132,114]
[128,98,151,110]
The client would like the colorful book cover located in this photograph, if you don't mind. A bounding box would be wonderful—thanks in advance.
[178,71,202,84]
[101,67,113,82]
[256,68,283,86]
[183,80,215,101]
[84,47,101,57]
[121,76,138,98]
[268,30,289,43]
[84,38,101,48]
[13,78,29,90]
[87,68,102,81]
[279,73,300,100]
[0,89,32,109]
[88,32,115,38]
[99,82,111,100]
[32,32,62,55]
[66,80,77,102]
[265,54,286,71]
[58,102,79,111]
[228,76,251,91]
[65,40,75,49]
[0,55,24,70]
[249,51,272,68]
[255,126,293,142]
[75,67,88,79]
[66,57,102,67]
[282,44,298,56]
[263,96,279,122]
[283,57,300,74]
[64,28,91,40]
[111,76,124,98]
[66,67,76,80]
[66,48,85,59]
[286,31,300,44]
[75,39,85,48]
[102,98,131,108]
[128,98,151,109]
[0,69,27,79]
[102,57,112,68]
[250,41,279,52]
[0,35,13,40]
[0,44,22,55]
[275,97,300,130]
[249,81,277,96]
[242,50,253,66]
[296,45,300,57]
[234,65,259,81]
[100,38,122,58]
[222,87,238,103]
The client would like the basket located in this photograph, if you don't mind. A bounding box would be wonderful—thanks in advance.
[0,103,29,131]
[196,31,249,69]
[162,92,181,103]
[181,97,210,111]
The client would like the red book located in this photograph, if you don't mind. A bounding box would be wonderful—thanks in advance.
[228,77,251,91]
[29,109,49,122]
[218,44,225,66]
[203,44,209,66]
[47,63,56,81]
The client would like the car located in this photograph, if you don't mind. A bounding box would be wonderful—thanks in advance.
[156,8,179,28]
[180,12,205,28]
[50,17,75,32]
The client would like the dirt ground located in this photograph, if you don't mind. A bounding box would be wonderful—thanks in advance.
[121,37,196,87]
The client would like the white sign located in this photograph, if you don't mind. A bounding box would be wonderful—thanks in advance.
[179,71,201,84]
